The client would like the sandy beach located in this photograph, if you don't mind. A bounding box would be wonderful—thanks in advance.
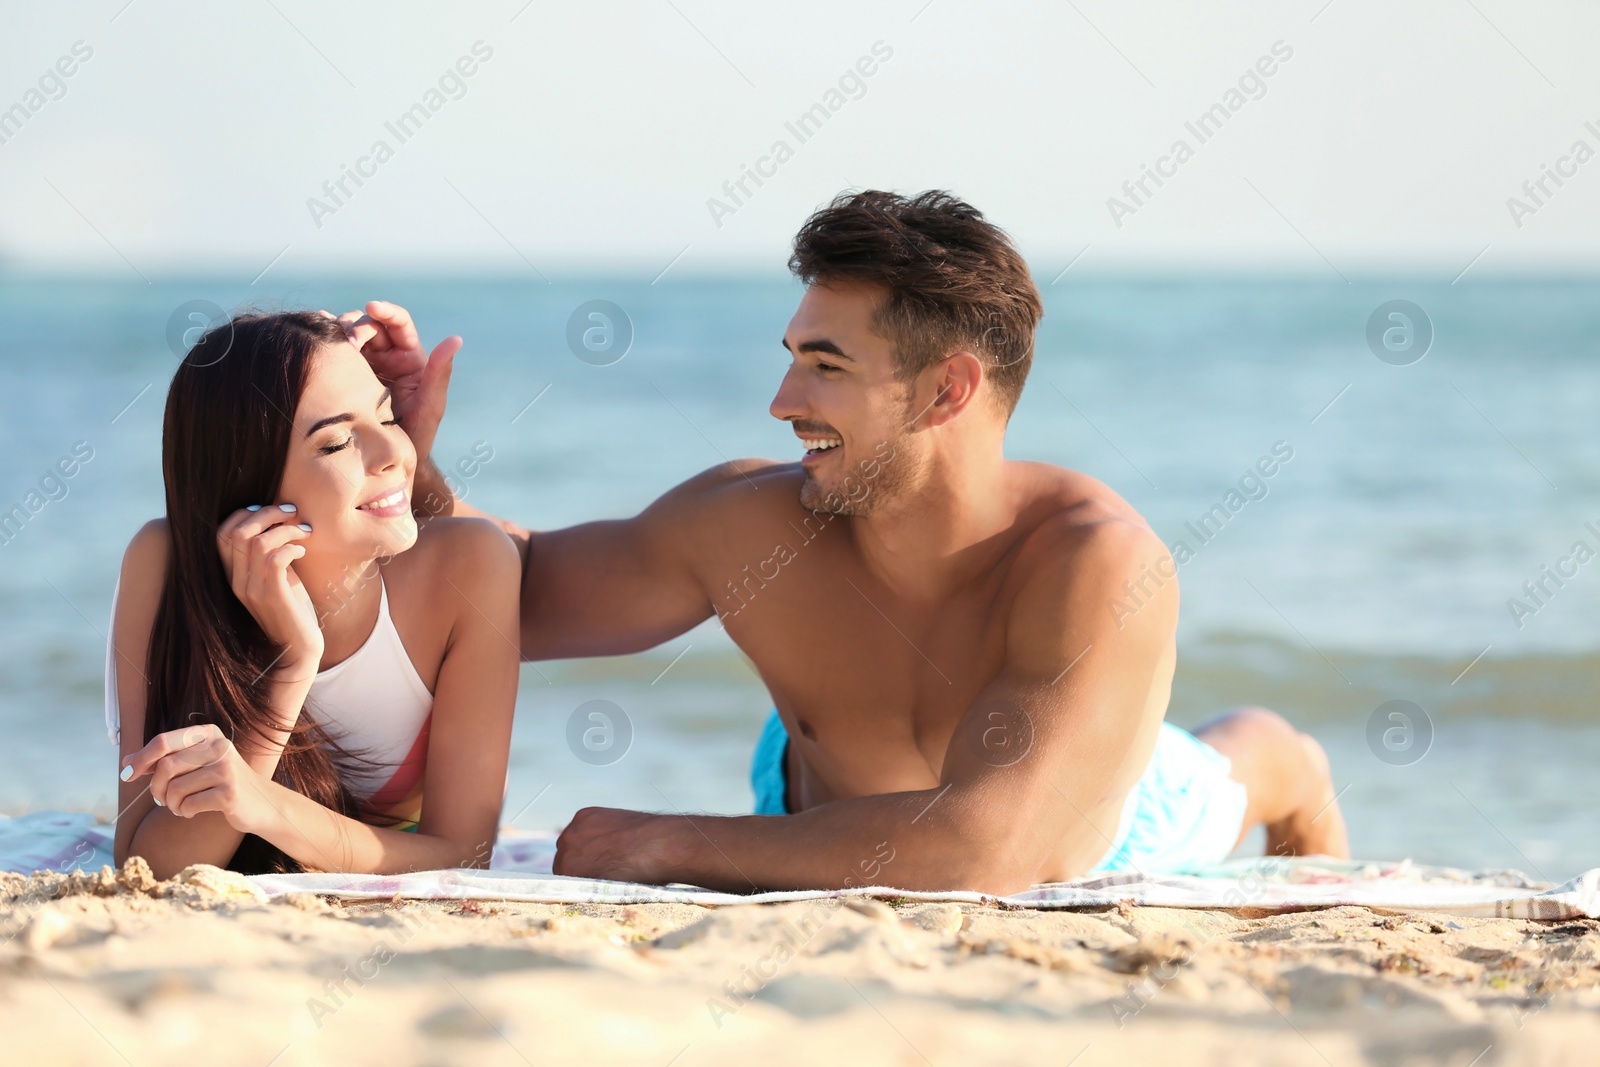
[2,859,1596,1066]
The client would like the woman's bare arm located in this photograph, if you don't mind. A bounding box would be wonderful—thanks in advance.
[118,518,520,878]
[112,521,268,875]
[234,518,520,873]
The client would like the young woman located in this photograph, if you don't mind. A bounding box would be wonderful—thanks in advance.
[108,310,520,878]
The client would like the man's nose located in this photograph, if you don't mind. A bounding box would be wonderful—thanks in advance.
[769,365,807,422]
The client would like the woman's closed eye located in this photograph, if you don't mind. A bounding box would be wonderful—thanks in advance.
[319,405,398,453]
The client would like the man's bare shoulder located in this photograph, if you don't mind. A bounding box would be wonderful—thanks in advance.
[648,458,810,526]
[1007,457,1151,527]
[674,458,803,497]
[609,459,816,582]
[1005,461,1170,590]
[997,464,1178,664]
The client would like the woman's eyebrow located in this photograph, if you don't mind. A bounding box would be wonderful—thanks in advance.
[303,388,394,437]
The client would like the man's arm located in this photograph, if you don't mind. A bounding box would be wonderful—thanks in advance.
[553,517,1178,895]
[421,451,777,659]
[520,460,786,659]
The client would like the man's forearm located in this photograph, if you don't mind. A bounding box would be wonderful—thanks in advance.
[654,788,1029,895]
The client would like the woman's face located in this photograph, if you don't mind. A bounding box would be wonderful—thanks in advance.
[276,340,418,562]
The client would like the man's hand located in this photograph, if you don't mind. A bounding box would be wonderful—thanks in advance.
[553,807,683,884]
[337,301,461,463]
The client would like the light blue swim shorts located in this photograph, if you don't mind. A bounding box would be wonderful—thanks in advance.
[749,711,1249,876]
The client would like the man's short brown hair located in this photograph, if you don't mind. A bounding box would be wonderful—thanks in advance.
[788,190,1043,415]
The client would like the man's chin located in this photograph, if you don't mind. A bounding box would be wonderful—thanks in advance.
[799,473,863,516]
[796,430,910,515]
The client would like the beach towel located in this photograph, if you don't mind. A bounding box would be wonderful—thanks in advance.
[4,810,1596,919]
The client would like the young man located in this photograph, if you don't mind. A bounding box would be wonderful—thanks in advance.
[349,190,1348,894]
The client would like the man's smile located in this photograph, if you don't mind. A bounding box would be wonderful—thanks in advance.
[795,423,843,463]
[799,434,842,466]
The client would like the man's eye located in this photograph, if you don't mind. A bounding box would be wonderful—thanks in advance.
[816,362,840,373]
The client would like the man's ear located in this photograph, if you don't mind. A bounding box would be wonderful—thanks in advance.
[918,351,984,429]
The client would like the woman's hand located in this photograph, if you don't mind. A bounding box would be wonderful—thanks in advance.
[121,725,283,837]
[216,504,322,676]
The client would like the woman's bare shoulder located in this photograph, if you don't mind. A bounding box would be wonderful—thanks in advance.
[388,516,520,590]
[120,518,170,597]
[112,519,170,688]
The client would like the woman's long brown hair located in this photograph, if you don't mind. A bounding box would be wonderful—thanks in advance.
[144,311,374,874]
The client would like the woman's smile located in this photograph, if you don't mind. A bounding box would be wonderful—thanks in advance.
[356,485,410,518]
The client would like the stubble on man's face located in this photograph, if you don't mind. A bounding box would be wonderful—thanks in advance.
[797,387,918,516]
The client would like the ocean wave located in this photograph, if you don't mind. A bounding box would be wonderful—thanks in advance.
[1168,631,1600,725]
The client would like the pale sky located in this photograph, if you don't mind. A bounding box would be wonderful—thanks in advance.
[3,0,1598,279]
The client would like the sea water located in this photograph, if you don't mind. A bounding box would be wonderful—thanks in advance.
[2,273,1597,880]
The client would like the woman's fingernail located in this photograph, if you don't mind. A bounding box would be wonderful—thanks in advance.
[279,503,297,513]
[246,505,262,512]
[297,523,312,532]
[119,764,134,781]
[153,796,164,807]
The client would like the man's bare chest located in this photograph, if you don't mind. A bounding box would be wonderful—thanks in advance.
[717,537,1011,785]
